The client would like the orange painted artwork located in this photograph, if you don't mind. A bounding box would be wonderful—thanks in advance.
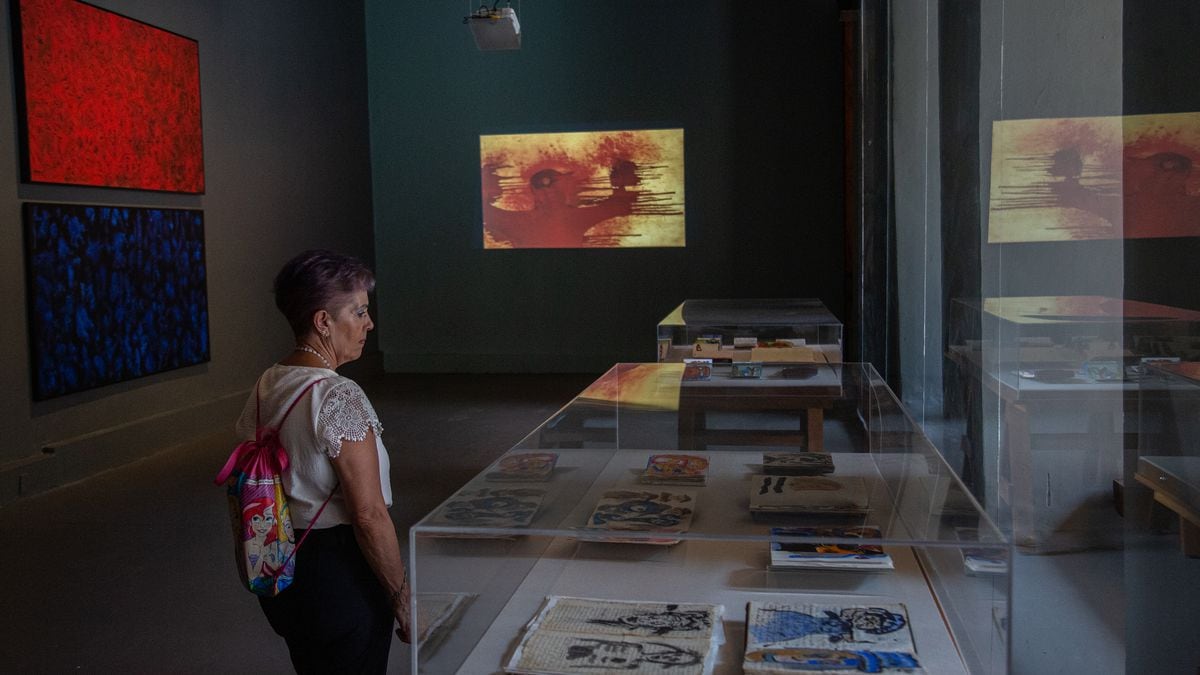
[480,128,685,248]
[576,363,684,411]
[989,111,1200,242]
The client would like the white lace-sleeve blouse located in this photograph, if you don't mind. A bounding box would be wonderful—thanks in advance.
[235,364,393,529]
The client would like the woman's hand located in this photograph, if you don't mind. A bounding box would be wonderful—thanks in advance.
[392,578,412,643]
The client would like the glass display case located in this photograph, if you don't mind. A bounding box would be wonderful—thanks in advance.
[409,363,1010,674]
[1127,362,1200,673]
[944,296,1200,552]
[656,299,844,364]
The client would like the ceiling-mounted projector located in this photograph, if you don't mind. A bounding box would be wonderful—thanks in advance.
[465,3,521,51]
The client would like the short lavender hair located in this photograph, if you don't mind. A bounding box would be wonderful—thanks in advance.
[273,250,376,337]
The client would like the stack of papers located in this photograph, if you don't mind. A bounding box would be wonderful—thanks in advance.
[768,526,894,571]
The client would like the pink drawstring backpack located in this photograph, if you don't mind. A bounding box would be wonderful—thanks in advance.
[215,378,334,597]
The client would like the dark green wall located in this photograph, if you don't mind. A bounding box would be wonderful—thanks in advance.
[365,1,844,372]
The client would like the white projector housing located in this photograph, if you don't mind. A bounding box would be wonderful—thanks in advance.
[467,7,521,51]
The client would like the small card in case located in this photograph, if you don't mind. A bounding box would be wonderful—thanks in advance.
[730,362,764,378]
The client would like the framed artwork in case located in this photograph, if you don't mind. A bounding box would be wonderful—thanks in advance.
[12,0,205,193]
[24,202,210,400]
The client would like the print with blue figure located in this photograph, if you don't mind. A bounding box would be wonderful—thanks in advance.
[751,607,906,645]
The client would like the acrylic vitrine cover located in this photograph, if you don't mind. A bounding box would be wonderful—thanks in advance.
[749,476,870,514]
[763,452,836,476]
[486,452,559,482]
[506,596,722,675]
[425,487,545,528]
[768,526,894,571]
[743,601,923,674]
[639,454,709,486]
[656,299,844,363]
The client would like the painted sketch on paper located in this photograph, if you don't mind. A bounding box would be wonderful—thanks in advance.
[510,633,709,674]
[640,454,709,486]
[486,452,559,482]
[481,128,684,248]
[14,0,204,192]
[587,490,696,532]
[25,203,209,400]
[506,596,721,675]
[762,452,835,476]
[749,475,870,514]
[426,487,544,528]
[534,597,720,638]
[744,601,922,674]
[989,112,1200,242]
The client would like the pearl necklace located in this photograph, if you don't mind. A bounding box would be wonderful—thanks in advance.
[295,344,334,370]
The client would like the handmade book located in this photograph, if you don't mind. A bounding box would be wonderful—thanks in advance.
[486,452,559,482]
[639,454,709,486]
[743,601,923,674]
[763,452,835,476]
[425,487,545,529]
[506,596,723,675]
[768,526,894,571]
[415,592,475,651]
[749,476,870,515]
[582,489,697,544]
[955,528,1009,576]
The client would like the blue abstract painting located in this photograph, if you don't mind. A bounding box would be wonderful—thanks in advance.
[24,203,209,399]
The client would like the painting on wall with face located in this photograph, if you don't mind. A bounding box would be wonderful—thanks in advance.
[480,128,685,248]
[24,202,210,400]
[988,111,1200,242]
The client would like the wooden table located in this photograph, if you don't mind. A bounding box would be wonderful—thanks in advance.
[677,363,844,451]
[1135,456,1200,557]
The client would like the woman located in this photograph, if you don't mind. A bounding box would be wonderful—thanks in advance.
[235,249,410,673]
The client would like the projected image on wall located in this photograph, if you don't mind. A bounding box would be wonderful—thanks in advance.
[481,128,685,248]
[989,112,1200,242]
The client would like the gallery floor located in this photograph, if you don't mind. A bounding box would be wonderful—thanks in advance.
[0,359,597,674]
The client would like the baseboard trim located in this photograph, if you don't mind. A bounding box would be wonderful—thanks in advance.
[0,391,246,507]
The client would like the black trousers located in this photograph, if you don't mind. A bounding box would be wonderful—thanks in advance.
[258,524,393,674]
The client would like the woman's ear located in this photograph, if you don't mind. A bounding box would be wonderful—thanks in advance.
[312,309,332,338]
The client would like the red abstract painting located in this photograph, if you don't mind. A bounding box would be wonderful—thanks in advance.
[14,0,204,193]
[481,129,684,248]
